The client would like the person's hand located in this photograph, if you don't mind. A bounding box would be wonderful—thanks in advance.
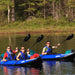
[17,59,19,61]
[2,59,7,61]
[57,43,60,46]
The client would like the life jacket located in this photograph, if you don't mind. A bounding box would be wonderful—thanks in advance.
[44,46,52,54]
[19,51,27,60]
[6,50,16,61]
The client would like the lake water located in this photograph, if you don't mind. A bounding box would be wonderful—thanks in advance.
[0,33,75,75]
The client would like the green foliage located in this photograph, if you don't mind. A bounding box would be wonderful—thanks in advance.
[19,3,26,7]
[68,0,75,7]
[0,0,75,31]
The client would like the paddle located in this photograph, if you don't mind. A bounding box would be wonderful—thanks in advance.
[51,34,74,55]
[60,34,74,45]
[29,34,44,49]
[0,34,31,59]
[13,34,44,65]
[18,34,31,48]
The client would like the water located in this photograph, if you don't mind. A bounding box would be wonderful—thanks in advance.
[0,61,75,75]
[0,33,75,75]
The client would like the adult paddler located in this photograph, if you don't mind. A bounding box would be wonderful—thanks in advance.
[3,46,18,61]
[42,41,60,55]
[16,47,28,60]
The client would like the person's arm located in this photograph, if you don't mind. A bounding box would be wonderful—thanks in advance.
[27,48,30,55]
[3,53,8,61]
[16,53,21,60]
[52,43,60,49]
[42,47,47,55]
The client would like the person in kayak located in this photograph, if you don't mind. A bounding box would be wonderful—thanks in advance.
[42,41,60,55]
[27,48,39,59]
[16,47,28,60]
[3,46,18,61]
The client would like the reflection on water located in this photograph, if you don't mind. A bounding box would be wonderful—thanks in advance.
[0,61,75,75]
[42,61,75,75]
[0,66,40,75]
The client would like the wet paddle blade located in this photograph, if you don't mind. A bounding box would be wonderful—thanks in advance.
[36,35,44,42]
[24,34,31,41]
[66,34,74,40]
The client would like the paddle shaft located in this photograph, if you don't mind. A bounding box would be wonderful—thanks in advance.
[29,35,44,50]
[29,42,37,50]
[59,34,74,45]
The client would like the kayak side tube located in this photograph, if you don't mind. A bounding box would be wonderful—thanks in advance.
[0,57,42,67]
[40,53,75,61]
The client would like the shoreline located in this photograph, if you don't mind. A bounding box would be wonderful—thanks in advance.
[0,30,74,34]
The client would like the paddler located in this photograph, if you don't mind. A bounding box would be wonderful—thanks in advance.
[3,46,18,61]
[16,47,28,60]
[42,41,60,55]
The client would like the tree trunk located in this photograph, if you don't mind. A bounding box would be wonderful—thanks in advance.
[29,4,30,16]
[11,0,15,22]
[71,7,74,21]
[8,5,10,23]
[44,0,46,20]
[55,2,59,21]
[59,0,61,19]
[52,1,55,19]
[68,7,74,22]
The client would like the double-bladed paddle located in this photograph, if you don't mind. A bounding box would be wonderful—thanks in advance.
[29,35,44,49]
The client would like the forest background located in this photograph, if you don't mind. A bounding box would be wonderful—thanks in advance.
[0,0,75,33]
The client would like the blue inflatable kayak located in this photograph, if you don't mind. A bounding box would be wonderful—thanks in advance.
[40,52,75,61]
[28,52,75,61]
[0,57,42,67]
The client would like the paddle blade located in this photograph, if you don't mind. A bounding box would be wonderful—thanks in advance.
[36,35,44,42]
[66,34,74,40]
[24,34,31,41]
[60,34,74,44]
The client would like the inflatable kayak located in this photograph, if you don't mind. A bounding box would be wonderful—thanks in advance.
[28,52,75,61]
[40,52,75,61]
[27,50,75,61]
[0,57,42,67]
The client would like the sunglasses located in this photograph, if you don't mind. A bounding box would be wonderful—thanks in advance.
[7,48,11,49]
[22,49,25,50]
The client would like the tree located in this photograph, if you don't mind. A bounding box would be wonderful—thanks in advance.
[0,0,15,23]
[67,0,75,21]
[11,0,15,22]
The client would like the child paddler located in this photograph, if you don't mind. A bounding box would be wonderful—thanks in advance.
[3,46,18,61]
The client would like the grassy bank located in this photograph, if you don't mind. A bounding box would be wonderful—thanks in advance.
[0,18,75,34]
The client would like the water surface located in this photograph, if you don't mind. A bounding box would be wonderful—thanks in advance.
[0,33,75,75]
